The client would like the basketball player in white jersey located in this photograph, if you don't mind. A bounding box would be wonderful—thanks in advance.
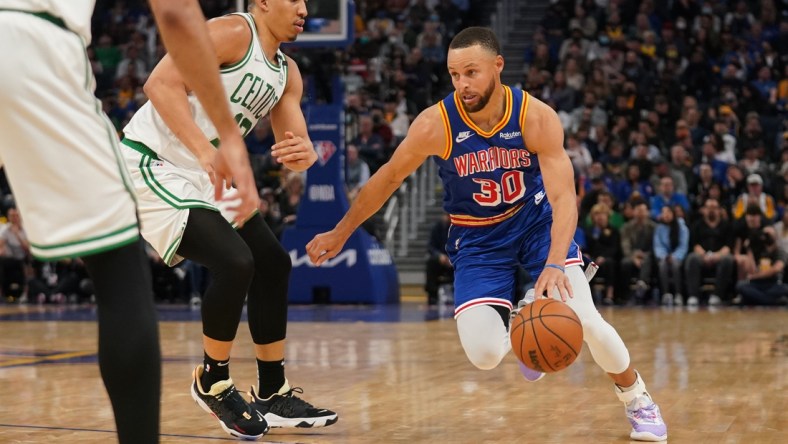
[0,1,260,443]
[120,0,336,439]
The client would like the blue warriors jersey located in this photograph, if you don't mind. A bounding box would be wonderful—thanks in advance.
[432,86,583,318]
[433,86,550,228]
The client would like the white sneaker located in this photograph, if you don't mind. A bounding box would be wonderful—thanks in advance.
[661,293,673,306]
[673,294,683,306]
[686,296,699,306]
[708,295,722,306]
[625,394,668,441]
[615,372,668,442]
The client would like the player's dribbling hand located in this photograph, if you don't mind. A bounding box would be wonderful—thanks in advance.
[212,133,259,227]
[306,230,348,266]
[272,131,317,172]
[533,267,574,302]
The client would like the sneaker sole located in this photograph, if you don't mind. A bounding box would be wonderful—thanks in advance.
[630,430,668,442]
[190,383,269,440]
[263,412,339,428]
[524,373,546,382]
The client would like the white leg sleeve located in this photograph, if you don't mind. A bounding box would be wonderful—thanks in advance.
[456,304,510,370]
[559,266,631,374]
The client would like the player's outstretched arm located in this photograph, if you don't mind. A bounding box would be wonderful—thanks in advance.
[306,106,447,265]
[269,56,317,172]
[523,96,577,301]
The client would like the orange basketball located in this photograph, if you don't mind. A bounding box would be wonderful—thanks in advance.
[510,298,583,372]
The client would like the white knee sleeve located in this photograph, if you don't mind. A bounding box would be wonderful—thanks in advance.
[456,305,510,370]
[560,266,631,374]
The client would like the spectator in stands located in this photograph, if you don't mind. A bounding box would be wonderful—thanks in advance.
[27,258,91,304]
[650,159,688,197]
[566,132,593,175]
[619,199,656,304]
[585,203,621,305]
[732,173,777,222]
[353,114,386,172]
[734,226,788,306]
[654,205,689,306]
[739,145,770,178]
[616,163,653,205]
[569,91,607,133]
[684,198,735,306]
[115,44,149,82]
[650,176,690,220]
[424,213,452,306]
[383,93,410,143]
[277,172,304,237]
[734,204,767,281]
[345,144,370,201]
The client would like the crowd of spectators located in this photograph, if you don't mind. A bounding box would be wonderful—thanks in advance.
[526,0,788,307]
[0,0,785,308]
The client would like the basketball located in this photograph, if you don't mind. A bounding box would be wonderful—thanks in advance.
[510,299,583,373]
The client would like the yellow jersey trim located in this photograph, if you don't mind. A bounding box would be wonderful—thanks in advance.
[438,101,453,160]
[450,203,524,227]
[453,85,513,138]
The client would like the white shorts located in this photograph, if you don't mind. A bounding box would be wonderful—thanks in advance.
[120,139,243,266]
[0,12,139,260]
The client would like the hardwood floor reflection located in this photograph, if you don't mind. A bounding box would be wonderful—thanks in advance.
[0,305,785,443]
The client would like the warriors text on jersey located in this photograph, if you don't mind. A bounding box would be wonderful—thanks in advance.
[433,86,551,228]
[123,12,288,170]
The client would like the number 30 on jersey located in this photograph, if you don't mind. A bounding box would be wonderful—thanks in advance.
[472,170,526,206]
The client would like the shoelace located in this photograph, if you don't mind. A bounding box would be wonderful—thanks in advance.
[269,387,316,416]
[632,405,661,424]
[215,385,252,418]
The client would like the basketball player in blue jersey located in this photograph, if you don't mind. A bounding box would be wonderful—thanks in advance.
[0,1,260,442]
[120,0,336,439]
[307,27,667,441]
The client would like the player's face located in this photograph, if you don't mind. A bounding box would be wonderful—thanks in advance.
[447,45,502,113]
[265,0,308,42]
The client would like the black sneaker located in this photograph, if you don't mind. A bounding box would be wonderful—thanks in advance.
[190,366,269,440]
[249,381,338,428]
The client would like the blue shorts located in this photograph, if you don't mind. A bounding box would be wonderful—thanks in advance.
[445,204,582,318]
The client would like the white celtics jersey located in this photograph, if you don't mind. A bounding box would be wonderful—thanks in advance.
[123,12,288,171]
[0,0,95,43]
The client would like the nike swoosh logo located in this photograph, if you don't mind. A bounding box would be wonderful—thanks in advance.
[455,132,474,143]
[217,362,229,367]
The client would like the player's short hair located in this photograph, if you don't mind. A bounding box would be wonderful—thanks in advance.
[449,27,501,56]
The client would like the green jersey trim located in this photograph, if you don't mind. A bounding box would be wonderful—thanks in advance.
[221,13,255,74]
[30,226,140,261]
[137,154,219,212]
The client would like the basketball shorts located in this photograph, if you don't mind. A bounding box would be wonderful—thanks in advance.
[120,138,249,266]
[446,204,583,318]
[0,12,139,260]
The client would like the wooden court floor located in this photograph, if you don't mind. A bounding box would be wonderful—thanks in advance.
[0,303,785,443]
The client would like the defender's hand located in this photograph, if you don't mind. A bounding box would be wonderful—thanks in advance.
[212,134,259,227]
[272,131,317,172]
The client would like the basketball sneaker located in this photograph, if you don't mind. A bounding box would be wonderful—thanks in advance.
[510,289,545,382]
[249,381,338,428]
[615,372,667,441]
[190,365,269,440]
[623,394,667,441]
